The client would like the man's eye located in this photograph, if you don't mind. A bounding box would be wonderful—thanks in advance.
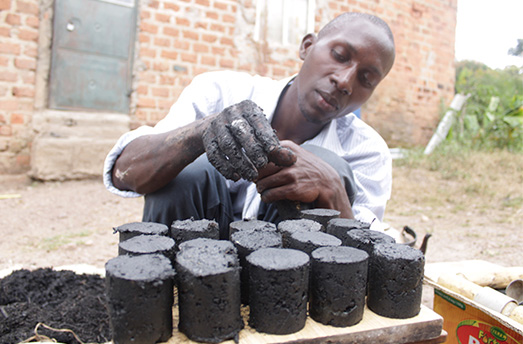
[331,49,348,62]
[359,72,374,88]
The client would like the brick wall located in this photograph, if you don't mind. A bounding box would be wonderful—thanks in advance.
[0,0,457,175]
[132,0,304,127]
[0,0,39,174]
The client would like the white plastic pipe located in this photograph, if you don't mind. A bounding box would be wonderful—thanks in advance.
[424,94,470,155]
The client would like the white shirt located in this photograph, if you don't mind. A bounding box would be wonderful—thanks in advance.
[103,71,392,226]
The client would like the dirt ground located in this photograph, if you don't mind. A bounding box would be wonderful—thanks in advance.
[0,150,522,308]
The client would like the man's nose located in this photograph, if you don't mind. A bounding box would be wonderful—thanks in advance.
[332,66,356,96]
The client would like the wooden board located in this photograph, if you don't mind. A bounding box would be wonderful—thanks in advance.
[163,302,443,344]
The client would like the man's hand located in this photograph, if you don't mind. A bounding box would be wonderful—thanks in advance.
[202,100,296,181]
[256,141,354,219]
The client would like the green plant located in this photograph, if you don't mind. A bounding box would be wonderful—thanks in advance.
[451,61,523,151]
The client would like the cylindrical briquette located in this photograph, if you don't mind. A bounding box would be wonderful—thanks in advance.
[344,229,396,254]
[367,243,425,318]
[175,238,243,343]
[231,229,283,304]
[309,246,369,327]
[228,219,277,239]
[118,234,176,265]
[300,208,341,228]
[171,218,219,249]
[286,230,342,255]
[105,254,175,344]
[326,218,371,243]
[247,247,310,335]
[345,229,396,295]
[277,218,323,247]
[113,221,169,242]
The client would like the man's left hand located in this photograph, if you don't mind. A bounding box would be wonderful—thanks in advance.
[255,141,354,218]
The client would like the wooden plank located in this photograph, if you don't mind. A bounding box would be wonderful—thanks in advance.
[163,303,443,344]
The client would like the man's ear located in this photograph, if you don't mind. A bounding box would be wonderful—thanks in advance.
[299,33,316,60]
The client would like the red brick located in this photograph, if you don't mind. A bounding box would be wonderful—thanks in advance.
[195,0,210,6]
[176,17,190,27]
[139,71,157,83]
[0,71,17,82]
[155,13,171,23]
[10,113,24,124]
[182,30,199,40]
[193,67,208,76]
[140,48,156,58]
[14,57,36,70]
[201,55,215,66]
[195,21,207,30]
[0,0,11,10]
[137,97,156,108]
[12,86,34,98]
[136,85,148,95]
[157,99,172,109]
[222,14,235,23]
[173,40,190,50]
[210,23,225,33]
[152,87,169,97]
[139,33,150,43]
[214,1,227,10]
[17,1,39,15]
[18,28,39,41]
[0,42,21,54]
[161,49,178,59]
[164,2,180,11]
[140,9,151,19]
[140,22,158,34]
[181,52,197,63]
[153,61,169,71]
[0,100,18,111]
[219,58,234,69]
[149,0,159,9]
[154,37,170,47]
[6,14,21,25]
[25,15,39,28]
[206,11,219,20]
[202,34,217,43]
[163,27,179,37]
[220,37,233,46]
[159,75,175,85]
[211,46,225,56]
[193,42,209,53]
[0,27,11,37]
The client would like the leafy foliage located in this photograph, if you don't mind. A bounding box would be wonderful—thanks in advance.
[451,60,523,151]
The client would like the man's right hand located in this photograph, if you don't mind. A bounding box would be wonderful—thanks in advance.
[202,100,296,181]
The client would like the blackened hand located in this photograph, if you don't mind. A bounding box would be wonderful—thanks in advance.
[202,100,296,181]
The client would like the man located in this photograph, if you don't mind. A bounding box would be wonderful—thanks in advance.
[104,12,396,239]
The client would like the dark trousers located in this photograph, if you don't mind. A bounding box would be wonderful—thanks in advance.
[143,145,356,239]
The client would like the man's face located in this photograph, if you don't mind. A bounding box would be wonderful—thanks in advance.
[295,19,395,125]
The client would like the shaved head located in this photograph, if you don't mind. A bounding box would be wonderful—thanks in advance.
[318,13,395,46]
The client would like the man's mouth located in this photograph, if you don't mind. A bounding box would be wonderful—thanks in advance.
[317,91,339,111]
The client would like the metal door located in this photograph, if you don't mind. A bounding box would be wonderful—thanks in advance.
[48,0,136,113]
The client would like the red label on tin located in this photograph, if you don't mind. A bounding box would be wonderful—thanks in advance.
[456,320,519,344]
